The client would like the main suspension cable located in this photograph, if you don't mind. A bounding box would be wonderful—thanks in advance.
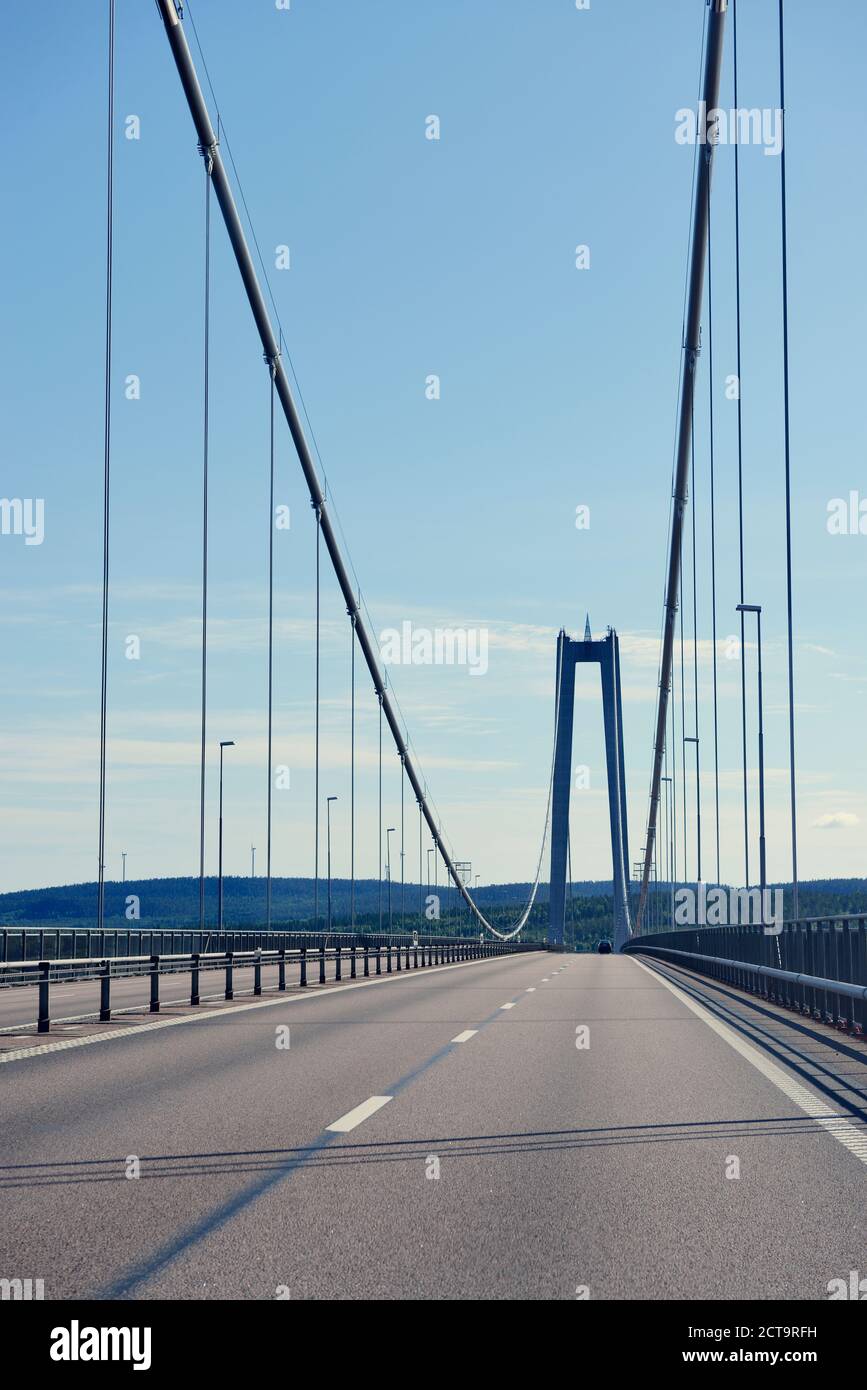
[158,0,548,934]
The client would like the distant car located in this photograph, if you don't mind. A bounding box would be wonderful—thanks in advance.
[597,939,613,955]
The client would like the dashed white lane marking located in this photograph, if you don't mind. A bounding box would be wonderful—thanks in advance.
[451,1029,478,1044]
[541,977,549,982]
[526,987,536,993]
[0,950,544,1066]
[631,957,867,1168]
[326,1095,392,1133]
[499,1002,516,1010]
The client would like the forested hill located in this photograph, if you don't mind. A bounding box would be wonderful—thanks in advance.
[0,876,866,940]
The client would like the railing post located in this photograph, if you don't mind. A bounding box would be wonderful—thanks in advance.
[364,945,370,977]
[278,948,286,992]
[100,958,111,1022]
[396,942,402,971]
[254,950,262,996]
[375,946,381,975]
[37,960,50,1034]
[149,955,160,1013]
[350,945,357,979]
[225,951,234,1001]
[319,944,326,985]
[191,952,200,1006]
[300,946,308,988]
[387,945,392,973]
[335,944,342,982]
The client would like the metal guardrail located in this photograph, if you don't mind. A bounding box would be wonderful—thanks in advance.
[624,918,867,1036]
[0,938,539,1035]
[0,925,503,965]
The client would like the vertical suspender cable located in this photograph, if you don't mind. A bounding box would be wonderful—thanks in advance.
[97,0,115,934]
[197,145,213,935]
[778,0,799,919]
[418,802,423,918]
[350,610,356,931]
[378,691,383,931]
[670,669,677,890]
[266,361,275,930]
[679,562,687,883]
[400,756,405,928]
[690,404,701,884]
[313,504,321,929]
[733,0,750,889]
[567,831,574,950]
[707,179,721,887]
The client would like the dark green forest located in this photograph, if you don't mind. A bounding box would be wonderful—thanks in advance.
[1,876,865,950]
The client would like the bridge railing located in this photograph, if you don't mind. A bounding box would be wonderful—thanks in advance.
[0,925,534,965]
[0,937,542,1035]
[624,918,867,1037]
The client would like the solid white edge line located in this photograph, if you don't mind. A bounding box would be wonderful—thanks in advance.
[326,1095,392,1133]
[451,1029,478,1044]
[630,956,867,1168]
[0,951,546,1066]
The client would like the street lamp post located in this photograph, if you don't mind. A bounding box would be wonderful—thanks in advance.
[386,822,397,934]
[737,604,766,911]
[218,741,235,930]
[426,847,433,904]
[684,734,701,886]
[251,845,256,878]
[121,851,126,885]
[327,796,337,932]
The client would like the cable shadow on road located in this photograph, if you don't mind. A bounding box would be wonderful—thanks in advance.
[647,959,867,1122]
[0,1114,851,1190]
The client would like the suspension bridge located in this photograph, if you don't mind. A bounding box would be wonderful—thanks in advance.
[2,0,866,1306]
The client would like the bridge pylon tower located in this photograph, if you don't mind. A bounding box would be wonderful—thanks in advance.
[548,622,631,951]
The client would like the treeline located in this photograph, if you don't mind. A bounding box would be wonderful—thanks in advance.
[2,877,864,944]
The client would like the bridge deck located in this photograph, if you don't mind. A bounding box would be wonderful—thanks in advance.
[1,951,864,1299]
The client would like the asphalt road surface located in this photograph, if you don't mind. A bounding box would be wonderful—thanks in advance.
[1,949,865,1300]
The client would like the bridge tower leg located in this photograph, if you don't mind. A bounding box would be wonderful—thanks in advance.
[548,631,575,950]
[600,632,631,950]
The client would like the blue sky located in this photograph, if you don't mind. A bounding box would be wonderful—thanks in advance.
[1,0,865,896]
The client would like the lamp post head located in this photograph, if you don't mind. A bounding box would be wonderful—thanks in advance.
[220,740,235,748]
[736,603,761,615]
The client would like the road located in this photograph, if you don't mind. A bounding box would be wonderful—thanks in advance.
[1,949,865,1300]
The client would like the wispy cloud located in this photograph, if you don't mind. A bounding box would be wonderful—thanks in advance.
[812,811,860,830]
